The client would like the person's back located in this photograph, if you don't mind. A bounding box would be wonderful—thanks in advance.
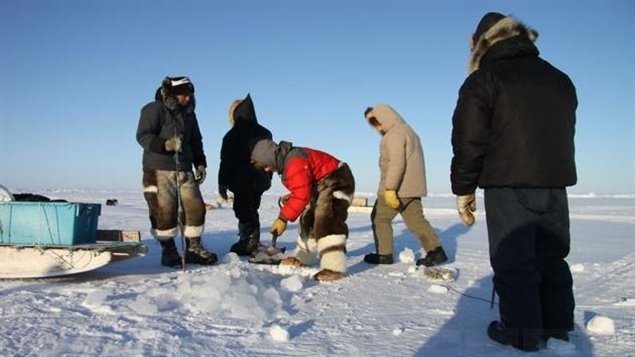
[363,104,446,267]
[452,17,577,195]
[220,94,272,191]
[373,105,427,199]
[451,13,578,352]
[220,94,273,256]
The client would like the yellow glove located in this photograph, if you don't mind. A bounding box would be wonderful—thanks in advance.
[384,190,400,210]
[457,194,476,226]
[270,218,288,236]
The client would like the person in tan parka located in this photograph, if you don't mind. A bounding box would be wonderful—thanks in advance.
[363,104,447,266]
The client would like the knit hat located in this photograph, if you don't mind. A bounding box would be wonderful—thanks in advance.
[472,12,506,45]
[163,76,195,96]
[251,139,278,169]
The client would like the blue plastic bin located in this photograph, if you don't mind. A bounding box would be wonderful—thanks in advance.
[0,202,101,246]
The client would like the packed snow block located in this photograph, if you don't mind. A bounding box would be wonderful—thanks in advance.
[0,202,101,246]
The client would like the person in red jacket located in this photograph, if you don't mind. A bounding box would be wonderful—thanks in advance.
[250,139,355,282]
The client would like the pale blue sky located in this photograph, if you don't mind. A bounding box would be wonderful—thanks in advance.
[1,0,633,195]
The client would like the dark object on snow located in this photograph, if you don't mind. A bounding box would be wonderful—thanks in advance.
[363,253,394,265]
[106,199,118,206]
[13,193,67,203]
[416,247,448,267]
[487,320,540,352]
[423,267,458,282]
[248,233,286,265]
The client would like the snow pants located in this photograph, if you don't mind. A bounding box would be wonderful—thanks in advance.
[143,169,206,241]
[485,187,575,345]
[233,188,265,238]
[371,197,441,255]
[294,163,355,273]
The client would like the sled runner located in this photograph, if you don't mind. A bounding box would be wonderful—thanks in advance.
[0,195,146,279]
[0,232,146,279]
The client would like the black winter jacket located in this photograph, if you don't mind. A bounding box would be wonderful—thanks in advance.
[136,95,206,171]
[451,35,577,195]
[218,94,273,192]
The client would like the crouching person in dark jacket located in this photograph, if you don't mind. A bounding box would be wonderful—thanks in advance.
[218,94,273,256]
[250,139,355,282]
[451,13,577,352]
[136,76,217,268]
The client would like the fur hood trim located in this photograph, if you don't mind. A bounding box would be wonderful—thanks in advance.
[469,16,538,74]
[366,104,405,132]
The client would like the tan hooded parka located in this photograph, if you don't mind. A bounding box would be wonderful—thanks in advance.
[367,104,428,198]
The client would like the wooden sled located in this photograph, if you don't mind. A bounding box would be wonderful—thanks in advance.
[0,230,146,279]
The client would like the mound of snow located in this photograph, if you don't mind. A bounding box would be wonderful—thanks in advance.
[399,248,415,263]
[586,315,615,335]
[281,275,303,292]
[570,264,585,273]
[427,284,448,294]
[392,327,405,336]
[613,298,635,307]
[269,324,290,342]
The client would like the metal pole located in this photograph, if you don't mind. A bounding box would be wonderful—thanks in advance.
[173,131,186,272]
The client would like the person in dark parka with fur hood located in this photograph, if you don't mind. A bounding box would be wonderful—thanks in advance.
[450,13,577,352]
[137,76,217,268]
[218,94,273,255]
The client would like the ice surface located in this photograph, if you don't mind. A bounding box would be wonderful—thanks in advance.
[0,191,632,356]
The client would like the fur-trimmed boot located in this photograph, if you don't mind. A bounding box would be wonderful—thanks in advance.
[185,237,218,265]
[159,238,182,268]
[281,236,317,267]
[315,234,347,282]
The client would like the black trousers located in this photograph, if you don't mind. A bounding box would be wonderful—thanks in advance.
[232,188,264,236]
[485,187,575,343]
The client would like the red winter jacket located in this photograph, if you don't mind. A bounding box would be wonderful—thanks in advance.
[279,148,340,222]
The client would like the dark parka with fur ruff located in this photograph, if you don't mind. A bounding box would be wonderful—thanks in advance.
[451,17,577,195]
[218,95,273,192]
[136,89,206,171]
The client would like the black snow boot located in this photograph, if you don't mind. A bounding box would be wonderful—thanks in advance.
[230,231,260,256]
[159,238,182,268]
[363,253,394,265]
[487,321,540,352]
[185,237,218,265]
[416,247,448,267]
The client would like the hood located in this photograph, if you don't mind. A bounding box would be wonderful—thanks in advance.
[231,93,258,126]
[251,139,278,169]
[469,16,539,74]
[365,104,405,133]
[159,87,196,114]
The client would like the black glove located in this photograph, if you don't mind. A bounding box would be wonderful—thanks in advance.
[219,185,229,201]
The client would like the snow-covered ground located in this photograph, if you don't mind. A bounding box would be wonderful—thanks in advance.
[1,190,633,356]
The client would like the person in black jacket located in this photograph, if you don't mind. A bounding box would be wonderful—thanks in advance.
[450,13,577,352]
[218,94,273,255]
[137,76,217,268]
